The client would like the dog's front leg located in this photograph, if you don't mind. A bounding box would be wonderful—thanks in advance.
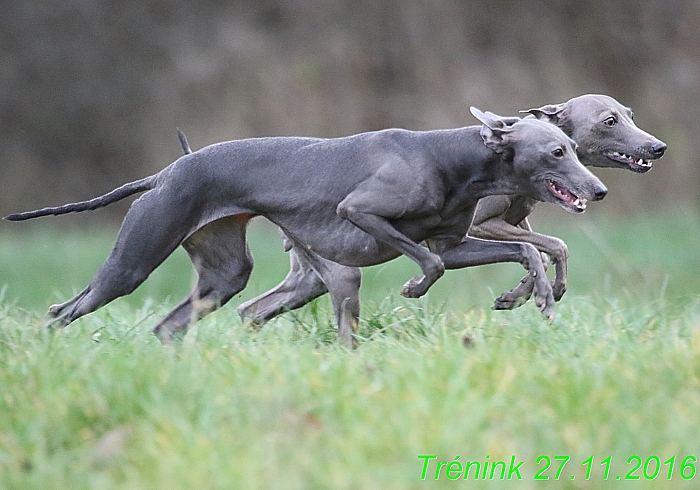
[337,203,444,299]
[439,237,555,317]
[518,218,551,271]
[469,217,568,307]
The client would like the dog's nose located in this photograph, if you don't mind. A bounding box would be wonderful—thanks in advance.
[651,141,667,157]
[593,183,608,201]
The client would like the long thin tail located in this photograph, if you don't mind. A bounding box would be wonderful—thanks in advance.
[4,175,158,221]
[177,128,192,155]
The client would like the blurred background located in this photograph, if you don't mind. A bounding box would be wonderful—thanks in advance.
[1,0,697,219]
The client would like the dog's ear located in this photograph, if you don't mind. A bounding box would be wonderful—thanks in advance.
[470,107,510,129]
[470,107,513,154]
[520,103,566,125]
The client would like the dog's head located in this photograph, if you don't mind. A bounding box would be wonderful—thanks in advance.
[471,107,607,213]
[523,94,667,173]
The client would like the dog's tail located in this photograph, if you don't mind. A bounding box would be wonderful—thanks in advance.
[177,128,192,155]
[4,175,158,221]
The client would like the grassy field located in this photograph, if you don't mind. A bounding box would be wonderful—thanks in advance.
[0,208,699,489]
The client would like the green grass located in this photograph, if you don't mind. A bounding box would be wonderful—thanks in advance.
[0,209,699,489]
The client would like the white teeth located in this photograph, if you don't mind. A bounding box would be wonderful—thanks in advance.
[612,152,651,167]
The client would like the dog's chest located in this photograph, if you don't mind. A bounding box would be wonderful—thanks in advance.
[503,196,537,225]
[393,204,474,243]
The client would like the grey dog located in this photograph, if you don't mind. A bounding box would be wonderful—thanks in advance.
[238,95,666,327]
[6,108,606,345]
[473,94,666,309]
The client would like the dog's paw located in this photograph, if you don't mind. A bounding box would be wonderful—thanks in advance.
[533,285,555,319]
[44,304,72,330]
[552,281,567,302]
[493,292,530,310]
[48,303,62,317]
[401,275,428,298]
[493,275,534,310]
[493,286,532,310]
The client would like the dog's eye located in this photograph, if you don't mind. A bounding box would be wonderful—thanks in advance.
[551,148,564,158]
[603,116,617,127]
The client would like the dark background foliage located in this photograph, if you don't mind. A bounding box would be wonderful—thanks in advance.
[1,0,698,222]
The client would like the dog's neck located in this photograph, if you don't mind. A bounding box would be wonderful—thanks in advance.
[422,127,526,201]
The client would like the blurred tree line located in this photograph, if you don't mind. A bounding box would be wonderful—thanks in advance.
[1,0,698,222]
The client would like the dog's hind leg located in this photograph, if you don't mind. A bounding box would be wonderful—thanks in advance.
[152,215,254,342]
[237,247,329,325]
[46,190,193,328]
[285,243,361,348]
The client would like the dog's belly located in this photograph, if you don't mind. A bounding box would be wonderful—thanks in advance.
[315,239,403,268]
[271,212,465,268]
[272,217,397,267]
[310,242,402,268]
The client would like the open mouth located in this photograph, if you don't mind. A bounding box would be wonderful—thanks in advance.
[546,179,587,213]
[604,151,653,173]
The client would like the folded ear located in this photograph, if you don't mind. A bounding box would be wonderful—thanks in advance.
[470,107,508,129]
[520,103,566,125]
[470,107,513,154]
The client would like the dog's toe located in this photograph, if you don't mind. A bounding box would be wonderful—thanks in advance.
[492,276,534,310]
[493,292,529,310]
[552,282,567,302]
[401,275,426,298]
[534,290,555,317]
[493,297,515,310]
